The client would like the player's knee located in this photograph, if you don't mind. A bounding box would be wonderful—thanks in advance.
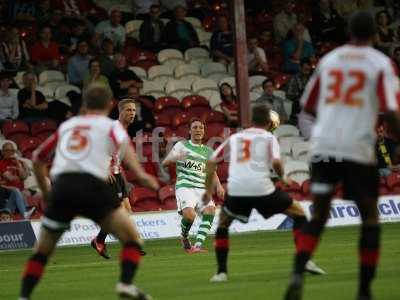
[182,208,196,222]
[203,206,215,215]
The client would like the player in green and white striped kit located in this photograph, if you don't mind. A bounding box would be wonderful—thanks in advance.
[162,118,225,253]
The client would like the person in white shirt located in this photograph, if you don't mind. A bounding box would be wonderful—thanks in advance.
[95,9,126,51]
[18,84,159,300]
[284,11,400,300]
[247,37,268,74]
[0,72,18,121]
[203,103,325,283]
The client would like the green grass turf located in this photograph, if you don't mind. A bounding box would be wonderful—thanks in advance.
[1,223,399,300]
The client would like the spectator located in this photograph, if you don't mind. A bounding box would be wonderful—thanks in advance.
[188,0,211,21]
[273,1,297,44]
[46,9,65,42]
[283,23,314,74]
[0,26,30,71]
[0,185,35,220]
[139,4,165,52]
[30,26,60,72]
[67,39,91,87]
[286,59,312,123]
[0,72,18,121]
[134,0,158,18]
[162,5,200,52]
[375,10,396,55]
[109,54,143,99]
[36,0,52,25]
[99,38,116,78]
[254,79,288,123]
[7,0,36,22]
[95,9,125,51]
[392,46,400,71]
[210,15,234,65]
[126,85,155,135]
[61,19,91,54]
[17,72,48,120]
[247,36,269,74]
[219,83,238,126]
[83,58,111,90]
[334,0,373,19]
[258,30,275,55]
[312,0,345,43]
[0,141,28,191]
[376,123,398,176]
[160,0,187,13]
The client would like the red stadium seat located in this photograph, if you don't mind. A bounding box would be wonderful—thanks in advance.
[202,110,226,124]
[172,113,190,129]
[30,119,58,136]
[181,95,210,110]
[164,128,185,143]
[36,131,53,143]
[130,187,158,205]
[301,179,311,197]
[1,120,29,139]
[158,185,175,203]
[8,133,32,145]
[273,73,291,90]
[133,199,161,212]
[124,170,139,184]
[154,114,172,127]
[386,172,400,193]
[154,96,182,115]
[205,123,225,141]
[216,162,229,183]
[133,59,158,71]
[17,137,41,158]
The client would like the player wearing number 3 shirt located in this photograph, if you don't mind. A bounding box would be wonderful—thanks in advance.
[202,104,325,283]
[284,12,400,300]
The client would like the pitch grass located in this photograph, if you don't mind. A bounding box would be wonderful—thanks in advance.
[1,224,400,300]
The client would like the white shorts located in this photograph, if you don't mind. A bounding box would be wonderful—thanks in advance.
[175,187,215,213]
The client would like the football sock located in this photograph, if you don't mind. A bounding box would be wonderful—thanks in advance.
[294,219,325,275]
[359,225,380,298]
[181,218,193,238]
[20,253,48,298]
[120,241,142,284]
[292,216,307,251]
[215,227,229,274]
[195,214,214,247]
[96,230,108,243]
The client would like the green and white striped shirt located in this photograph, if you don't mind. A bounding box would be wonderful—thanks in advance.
[167,140,213,190]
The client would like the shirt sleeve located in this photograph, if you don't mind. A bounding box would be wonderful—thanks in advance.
[377,61,400,112]
[163,141,183,162]
[109,122,130,158]
[300,68,321,115]
[210,138,230,162]
[269,135,281,160]
[33,131,59,162]
[12,96,19,119]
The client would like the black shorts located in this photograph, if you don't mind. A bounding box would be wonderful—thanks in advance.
[43,173,120,232]
[310,157,379,202]
[223,189,293,223]
[109,173,128,201]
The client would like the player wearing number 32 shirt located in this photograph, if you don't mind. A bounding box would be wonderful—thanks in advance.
[284,12,400,300]
[202,104,325,283]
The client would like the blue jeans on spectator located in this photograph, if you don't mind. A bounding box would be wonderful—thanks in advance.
[4,188,28,218]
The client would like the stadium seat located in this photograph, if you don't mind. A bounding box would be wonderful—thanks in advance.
[38,70,65,86]
[154,96,182,115]
[36,131,53,143]
[184,47,210,64]
[219,76,236,89]
[30,119,58,136]
[158,185,175,203]
[250,91,261,102]
[181,95,211,118]
[142,80,167,98]
[125,20,143,40]
[17,137,41,158]
[148,65,174,83]
[165,78,193,99]
[54,84,81,106]
[1,120,30,139]
[133,59,159,72]
[205,123,225,141]
[164,127,185,143]
[284,160,310,185]
[129,66,147,80]
[273,73,291,90]
[200,62,227,82]
[196,29,212,47]
[280,137,305,157]
[292,142,310,162]
[249,75,267,94]
[172,113,191,129]
[301,179,311,197]
[202,110,226,124]
[158,49,184,68]
[154,114,172,127]
[131,187,158,204]
[8,133,32,146]
[124,169,138,184]
[274,124,300,140]
[192,78,219,93]
[36,86,55,101]
[185,16,202,29]
[386,172,400,193]
[174,63,200,81]
[199,90,222,109]
[227,62,235,75]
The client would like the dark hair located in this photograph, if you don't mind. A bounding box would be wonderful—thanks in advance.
[89,58,100,69]
[150,4,161,10]
[349,11,376,42]
[83,84,112,110]
[219,83,236,103]
[375,10,392,25]
[262,78,274,88]
[189,117,205,128]
[252,103,271,126]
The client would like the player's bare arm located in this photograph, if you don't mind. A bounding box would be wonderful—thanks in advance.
[203,160,217,205]
[213,172,225,199]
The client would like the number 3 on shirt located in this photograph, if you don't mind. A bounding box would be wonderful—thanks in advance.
[326,69,366,107]
[238,138,251,162]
